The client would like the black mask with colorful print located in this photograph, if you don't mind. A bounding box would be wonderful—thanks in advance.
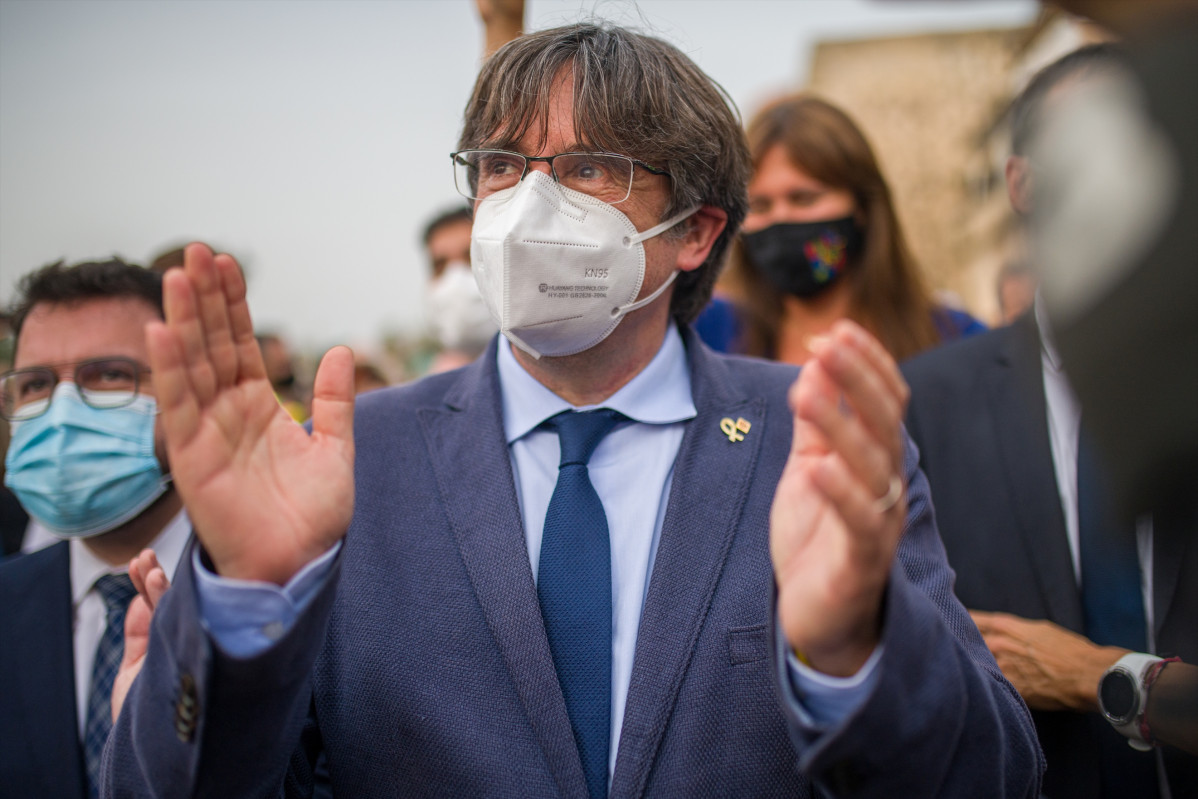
[742,216,863,299]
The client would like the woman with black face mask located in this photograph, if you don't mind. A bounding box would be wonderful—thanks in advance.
[716,95,984,364]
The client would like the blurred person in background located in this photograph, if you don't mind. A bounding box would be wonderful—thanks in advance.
[257,332,309,422]
[422,205,497,374]
[0,310,30,556]
[997,259,1038,325]
[1035,0,1198,524]
[903,43,1195,797]
[721,95,985,365]
[0,425,28,556]
[0,259,189,798]
[352,361,389,395]
[1035,0,1198,763]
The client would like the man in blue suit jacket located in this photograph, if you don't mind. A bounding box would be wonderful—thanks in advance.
[104,22,1041,798]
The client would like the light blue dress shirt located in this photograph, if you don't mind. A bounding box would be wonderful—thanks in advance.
[498,325,693,778]
[194,326,879,778]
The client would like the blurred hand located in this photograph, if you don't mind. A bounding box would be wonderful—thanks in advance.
[112,549,171,723]
[146,244,355,585]
[771,320,909,677]
[971,610,1127,712]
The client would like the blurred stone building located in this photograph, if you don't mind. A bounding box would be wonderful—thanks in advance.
[800,10,1108,324]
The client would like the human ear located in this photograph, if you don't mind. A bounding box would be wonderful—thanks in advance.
[1006,155,1033,216]
[674,205,728,273]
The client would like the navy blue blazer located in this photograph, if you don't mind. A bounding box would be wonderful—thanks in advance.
[903,313,1198,797]
[0,541,88,798]
[104,327,1041,798]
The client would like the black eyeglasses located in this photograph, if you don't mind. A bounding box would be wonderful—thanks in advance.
[450,150,671,204]
[0,357,152,421]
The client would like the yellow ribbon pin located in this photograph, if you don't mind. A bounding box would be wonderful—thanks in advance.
[720,417,751,442]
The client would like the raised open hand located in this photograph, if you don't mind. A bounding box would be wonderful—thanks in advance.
[146,244,355,585]
[770,320,909,677]
[112,549,170,723]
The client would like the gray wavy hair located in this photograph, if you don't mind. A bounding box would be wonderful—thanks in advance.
[458,22,750,324]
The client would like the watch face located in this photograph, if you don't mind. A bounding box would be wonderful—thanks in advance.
[1100,670,1137,723]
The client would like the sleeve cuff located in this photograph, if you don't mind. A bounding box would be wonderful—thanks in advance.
[778,628,884,726]
[192,542,341,657]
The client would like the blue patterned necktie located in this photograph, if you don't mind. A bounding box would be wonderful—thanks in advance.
[538,409,625,799]
[83,572,137,799]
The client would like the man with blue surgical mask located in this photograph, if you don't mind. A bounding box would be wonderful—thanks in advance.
[0,259,189,799]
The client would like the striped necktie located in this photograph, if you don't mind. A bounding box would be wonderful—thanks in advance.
[83,572,137,799]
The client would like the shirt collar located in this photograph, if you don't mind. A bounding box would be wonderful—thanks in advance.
[69,508,192,606]
[496,324,697,444]
[1034,292,1064,373]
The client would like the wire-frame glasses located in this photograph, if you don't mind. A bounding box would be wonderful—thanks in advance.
[450,149,670,204]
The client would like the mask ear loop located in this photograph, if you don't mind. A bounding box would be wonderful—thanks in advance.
[612,206,700,318]
[613,270,678,319]
[624,205,700,247]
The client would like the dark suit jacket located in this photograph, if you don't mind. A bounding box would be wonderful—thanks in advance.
[903,313,1198,798]
[0,485,29,557]
[0,541,88,798]
[104,328,1041,798]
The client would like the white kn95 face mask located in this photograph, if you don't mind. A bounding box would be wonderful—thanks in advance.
[470,170,698,359]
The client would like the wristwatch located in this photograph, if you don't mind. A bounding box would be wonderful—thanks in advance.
[1097,652,1169,751]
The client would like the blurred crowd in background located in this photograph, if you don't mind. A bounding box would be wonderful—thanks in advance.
[0,3,1112,416]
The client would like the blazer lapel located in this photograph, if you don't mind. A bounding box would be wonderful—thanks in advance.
[417,345,588,799]
[610,331,768,798]
[4,542,86,796]
[987,316,1084,630]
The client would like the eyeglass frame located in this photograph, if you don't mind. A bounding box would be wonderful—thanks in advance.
[449,149,672,204]
[0,356,153,421]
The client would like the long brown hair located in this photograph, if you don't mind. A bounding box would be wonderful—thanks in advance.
[727,95,942,360]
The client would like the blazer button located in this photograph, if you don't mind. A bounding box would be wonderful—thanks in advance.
[175,672,199,742]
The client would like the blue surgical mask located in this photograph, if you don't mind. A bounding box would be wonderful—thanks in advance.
[4,382,169,538]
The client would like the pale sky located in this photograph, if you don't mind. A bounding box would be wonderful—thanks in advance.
[0,0,1038,353]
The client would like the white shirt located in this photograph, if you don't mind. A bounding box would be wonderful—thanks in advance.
[68,509,190,736]
[19,518,58,554]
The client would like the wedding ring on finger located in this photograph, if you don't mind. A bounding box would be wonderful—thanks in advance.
[872,473,903,514]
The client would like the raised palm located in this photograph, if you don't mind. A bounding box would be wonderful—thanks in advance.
[146,245,355,585]
[769,322,908,676]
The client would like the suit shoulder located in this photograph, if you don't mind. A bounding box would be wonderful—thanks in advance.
[0,540,67,590]
[710,351,800,391]
[352,368,464,416]
[901,324,1014,392]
